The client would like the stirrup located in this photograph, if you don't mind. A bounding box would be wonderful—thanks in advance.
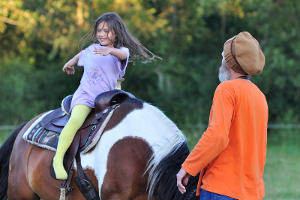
[59,169,74,200]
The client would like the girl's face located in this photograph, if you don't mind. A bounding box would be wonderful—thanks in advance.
[96,22,116,47]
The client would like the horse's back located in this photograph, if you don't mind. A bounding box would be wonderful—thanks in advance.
[8,114,47,199]
[82,101,185,200]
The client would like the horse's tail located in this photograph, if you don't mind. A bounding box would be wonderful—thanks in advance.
[0,122,27,199]
[147,142,199,200]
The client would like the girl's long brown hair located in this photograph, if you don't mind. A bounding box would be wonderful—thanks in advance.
[80,12,160,62]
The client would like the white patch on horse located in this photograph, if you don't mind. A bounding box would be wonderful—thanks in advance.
[80,103,186,198]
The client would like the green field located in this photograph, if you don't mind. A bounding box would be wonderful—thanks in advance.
[0,128,299,199]
[263,129,300,200]
[0,130,11,145]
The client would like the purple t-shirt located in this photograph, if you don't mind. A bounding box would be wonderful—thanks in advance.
[70,43,129,109]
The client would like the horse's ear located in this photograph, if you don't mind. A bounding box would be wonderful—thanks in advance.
[94,90,133,113]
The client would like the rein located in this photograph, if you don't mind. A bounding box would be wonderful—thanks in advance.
[59,169,74,200]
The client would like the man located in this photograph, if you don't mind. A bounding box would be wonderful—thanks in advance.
[176,32,268,200]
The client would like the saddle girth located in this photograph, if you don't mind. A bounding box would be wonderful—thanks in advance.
[75,152,100,200]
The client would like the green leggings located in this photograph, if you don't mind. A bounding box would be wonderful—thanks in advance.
[53,104,91,180]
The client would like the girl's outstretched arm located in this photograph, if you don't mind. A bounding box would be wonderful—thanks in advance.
[93,47,127,60]
[62,53,80,75]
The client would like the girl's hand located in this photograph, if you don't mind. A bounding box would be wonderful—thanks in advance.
[93,46,112,56]
[62,62,75,75]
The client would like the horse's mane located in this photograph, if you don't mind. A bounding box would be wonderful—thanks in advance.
[149,142,199,200]
[141,103,198,200]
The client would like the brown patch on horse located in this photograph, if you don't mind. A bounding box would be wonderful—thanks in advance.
[28,146,99,199]
[8,113,46,199]
[101,137,153,200]
[8,113,99,199]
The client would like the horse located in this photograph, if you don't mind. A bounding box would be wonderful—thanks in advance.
[0,93,198,200]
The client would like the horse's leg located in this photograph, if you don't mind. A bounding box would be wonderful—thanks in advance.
[7,119,40,200]
[101,137,152,200]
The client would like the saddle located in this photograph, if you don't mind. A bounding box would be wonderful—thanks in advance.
[39,90,133,180]
[41,89,133,134]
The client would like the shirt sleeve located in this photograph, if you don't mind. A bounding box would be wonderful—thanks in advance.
[77,48,88,67]
[182,83,235,176]
[118,47,130,78]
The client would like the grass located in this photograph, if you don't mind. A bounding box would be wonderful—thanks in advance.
[0,130,11,145]
[1,128,300,199]
[263,129,300,200]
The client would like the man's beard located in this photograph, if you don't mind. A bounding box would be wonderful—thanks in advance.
[218,62,231,83]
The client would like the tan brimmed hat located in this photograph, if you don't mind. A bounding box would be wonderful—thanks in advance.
[223,31,265,75]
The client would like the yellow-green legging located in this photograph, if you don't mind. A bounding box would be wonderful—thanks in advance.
[53,104,91,180]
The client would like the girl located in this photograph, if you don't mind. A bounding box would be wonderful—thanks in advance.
[53,12,158,180]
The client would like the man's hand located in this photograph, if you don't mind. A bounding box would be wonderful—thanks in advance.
[93,46,112,56]
[176,168,190,194]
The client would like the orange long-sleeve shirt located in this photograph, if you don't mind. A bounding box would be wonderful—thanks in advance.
[182,78,268,200]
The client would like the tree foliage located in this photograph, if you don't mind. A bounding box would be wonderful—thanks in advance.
[0,0,299,127]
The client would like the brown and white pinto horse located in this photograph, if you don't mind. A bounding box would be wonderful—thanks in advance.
[0,96,198,200]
